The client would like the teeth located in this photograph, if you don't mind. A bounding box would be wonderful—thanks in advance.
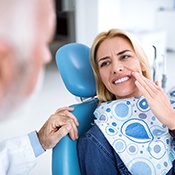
[114,77,129,84]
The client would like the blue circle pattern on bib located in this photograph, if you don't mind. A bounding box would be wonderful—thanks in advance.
[94,96,175,175]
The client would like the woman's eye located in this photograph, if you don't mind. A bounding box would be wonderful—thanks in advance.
[100,61,109,68]
[121,55,130,60]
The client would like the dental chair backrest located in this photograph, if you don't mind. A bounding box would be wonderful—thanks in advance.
[52,43,98,175]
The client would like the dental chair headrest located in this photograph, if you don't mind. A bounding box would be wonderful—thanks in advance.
[55,43,96,98]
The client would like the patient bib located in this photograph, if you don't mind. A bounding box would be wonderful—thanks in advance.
[94,96,175,175]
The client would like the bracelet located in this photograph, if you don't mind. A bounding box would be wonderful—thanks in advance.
[169,129,175,138]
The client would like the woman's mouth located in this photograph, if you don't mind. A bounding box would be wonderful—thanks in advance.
[113,76,130,85]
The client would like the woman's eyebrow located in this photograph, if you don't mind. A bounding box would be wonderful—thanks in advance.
[98,50,132,63]
[98,56,109,63]
[117,49,131,55]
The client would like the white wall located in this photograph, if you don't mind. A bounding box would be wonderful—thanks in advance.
[75,0,99,47]
[75,0,174,47]
[155,11,175,50]
[97,0,121,32]
[119,0,173,31]
[75,0,121,47]
[120,0,175,51]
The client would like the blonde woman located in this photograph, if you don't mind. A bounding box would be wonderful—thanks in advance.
[78,29,175,175]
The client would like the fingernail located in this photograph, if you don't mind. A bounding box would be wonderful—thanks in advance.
[135,72,139,76]
[66,125,71,131]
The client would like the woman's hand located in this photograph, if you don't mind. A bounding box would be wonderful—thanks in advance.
[132,72,175,130]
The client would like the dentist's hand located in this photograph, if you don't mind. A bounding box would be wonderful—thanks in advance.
[37,107,79,150]
[132,72,175,130]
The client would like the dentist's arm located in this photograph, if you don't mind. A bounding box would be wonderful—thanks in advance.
[37,107,79,150]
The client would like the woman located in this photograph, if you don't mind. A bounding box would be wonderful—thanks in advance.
[78,29,175,175]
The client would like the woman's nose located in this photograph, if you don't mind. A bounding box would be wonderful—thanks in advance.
[111,61,123,74]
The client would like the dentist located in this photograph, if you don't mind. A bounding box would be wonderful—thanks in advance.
[0,0,78,174]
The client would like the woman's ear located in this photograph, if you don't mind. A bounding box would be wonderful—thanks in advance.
[0,40,15,97]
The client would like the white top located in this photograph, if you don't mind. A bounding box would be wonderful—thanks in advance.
[0,134,36,175]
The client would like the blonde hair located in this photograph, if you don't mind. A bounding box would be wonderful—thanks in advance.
[90,29,151,103]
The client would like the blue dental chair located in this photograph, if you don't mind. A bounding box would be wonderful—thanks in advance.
[52,43,98,175]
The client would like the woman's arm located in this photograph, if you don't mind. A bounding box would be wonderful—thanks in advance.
[132,72,175,130]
